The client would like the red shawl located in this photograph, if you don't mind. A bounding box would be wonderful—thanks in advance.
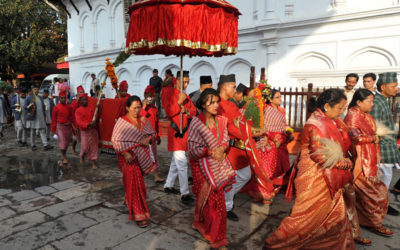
[187,115,236,191]
[305,109,353,197]
[111,116,157,174]
[264,105,286,133]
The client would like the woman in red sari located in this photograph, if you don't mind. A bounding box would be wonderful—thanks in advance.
[344,89,393,237]
[187,88,236,250]
[265,89,355,250]
[264,89,291,178]
[111,95,158,228]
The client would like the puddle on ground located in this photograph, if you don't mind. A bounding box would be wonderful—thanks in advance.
[0,156,79,191]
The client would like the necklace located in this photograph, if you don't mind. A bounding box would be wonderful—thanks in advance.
[206,117,219,142]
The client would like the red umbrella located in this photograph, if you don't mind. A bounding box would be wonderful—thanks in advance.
[125,0,241,131]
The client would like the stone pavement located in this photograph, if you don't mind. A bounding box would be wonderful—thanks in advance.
[0,125,400,250]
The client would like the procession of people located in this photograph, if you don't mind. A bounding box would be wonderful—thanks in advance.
[0,69,399,250]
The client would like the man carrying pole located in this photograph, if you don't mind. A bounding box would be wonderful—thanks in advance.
[161,70,197,205]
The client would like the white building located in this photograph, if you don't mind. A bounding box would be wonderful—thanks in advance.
[61,0,400,98]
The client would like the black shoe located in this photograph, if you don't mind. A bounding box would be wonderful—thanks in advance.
[227,210,239,221]
[17,141,23,146]
[188,177,193,185]
[47,137,50,141]
[21,142,27,147]
[32,146,37,151]
[181,195,194,205]
[0,132,3,137]
[44,145,53,151]
[164,187,180,194]
[387,205,399,216]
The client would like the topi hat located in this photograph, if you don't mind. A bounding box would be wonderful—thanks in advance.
[144,85,156,95]
[176,71,189,78]
[218,74,236,85]
[119,80,128,91]
[236,83,247,93]
[59,90,67,97]
[76,85,85,93]
[200,76,212,85]
[377,72,398,90]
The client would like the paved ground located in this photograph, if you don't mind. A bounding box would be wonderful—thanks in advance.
[0,125,400,250]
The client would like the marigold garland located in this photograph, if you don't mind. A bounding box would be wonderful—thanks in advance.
[105,58,118,89]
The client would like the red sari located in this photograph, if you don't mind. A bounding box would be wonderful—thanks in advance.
[344,107,388,229]
[111,115,157,222]
[265,109,354,250]
[264,105,290,177]
[187,114,236,248]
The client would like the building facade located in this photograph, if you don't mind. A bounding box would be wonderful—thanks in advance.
[63,0,400,98]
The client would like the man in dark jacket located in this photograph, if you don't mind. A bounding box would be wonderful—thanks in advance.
[24,86,53,151]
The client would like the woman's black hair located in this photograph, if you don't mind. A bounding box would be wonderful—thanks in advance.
[307,88,346,113]
[196,88,220,111]
[266,89,280,104]
[126,95,142,107]
[348,89,374,109]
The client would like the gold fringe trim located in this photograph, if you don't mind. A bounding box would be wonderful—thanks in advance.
[125,38,238,55]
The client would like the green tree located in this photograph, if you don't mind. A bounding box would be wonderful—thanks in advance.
[0,0,67,80]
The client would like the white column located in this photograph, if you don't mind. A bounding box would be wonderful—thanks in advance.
[110,16,115,48]
[80,26,84,53]
[93,22,98,51]
[262,40,278,78]
[264,0,277,20]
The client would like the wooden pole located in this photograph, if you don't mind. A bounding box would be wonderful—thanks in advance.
[92,75,108,122]
[250,66,255,89]
[179,55,183,134]
[260,67,266,81]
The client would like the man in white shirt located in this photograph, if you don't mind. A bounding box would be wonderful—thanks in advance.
[343,73,358,116]
[90,73,100,97]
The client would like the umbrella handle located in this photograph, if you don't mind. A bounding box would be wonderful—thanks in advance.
[179,55,183,134]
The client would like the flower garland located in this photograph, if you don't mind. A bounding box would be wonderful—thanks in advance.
[105,58,118,89]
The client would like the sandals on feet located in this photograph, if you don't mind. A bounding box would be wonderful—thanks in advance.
[136,220,148,228]
[354,237,371,246]
[372,226,393,237]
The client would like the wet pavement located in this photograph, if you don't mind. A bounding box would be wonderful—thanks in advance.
[0,124,400,250]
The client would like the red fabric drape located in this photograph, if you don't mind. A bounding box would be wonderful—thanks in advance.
[98,99,126,149]
[126,1,239,57]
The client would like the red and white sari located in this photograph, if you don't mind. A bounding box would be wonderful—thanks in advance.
[187,114,236,248]
[111,115,157,222]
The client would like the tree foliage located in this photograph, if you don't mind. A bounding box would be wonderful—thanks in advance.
[0,0,67,79]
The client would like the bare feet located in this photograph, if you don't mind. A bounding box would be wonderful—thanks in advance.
[153,171,164,183]
[71,149,77,155]
[91,161,98,169]
[80,157,85,164]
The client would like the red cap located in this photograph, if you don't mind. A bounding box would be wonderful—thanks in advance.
[78,93,88,98]
[119,80,128,91]
[77,85,85,93]
[144,85,155,95]
[59,90,67,97]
